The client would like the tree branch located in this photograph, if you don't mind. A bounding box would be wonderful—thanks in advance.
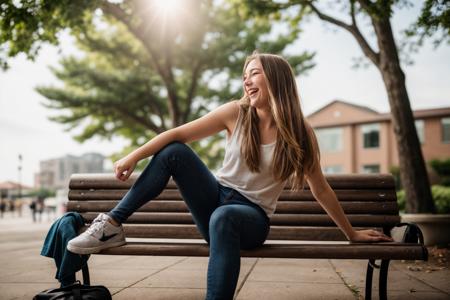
[182,60,203,123]
[100,0,179,128]
[144,81,167,130]
[306,1,380,66]
[355,0,379,15]
[306,2,352,30]
[111,102,162,133]
[357,0,391,19]
[161,42,181,126]
[350,1,357,26]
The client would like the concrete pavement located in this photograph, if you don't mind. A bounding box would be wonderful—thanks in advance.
[0,212,449,300]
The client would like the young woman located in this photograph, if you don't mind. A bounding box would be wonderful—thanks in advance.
[68,52,393,299]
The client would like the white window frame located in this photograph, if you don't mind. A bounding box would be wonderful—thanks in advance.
[415,119,425,144]
[323,165,343,174]
[315,127,343,153]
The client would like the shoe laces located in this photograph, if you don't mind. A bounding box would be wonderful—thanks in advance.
[86,217,107,235]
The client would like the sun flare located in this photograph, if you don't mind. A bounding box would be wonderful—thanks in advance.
[152,0,183,19]
[141,0,195,42]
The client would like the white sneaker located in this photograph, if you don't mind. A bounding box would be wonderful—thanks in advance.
[67,213,126,254]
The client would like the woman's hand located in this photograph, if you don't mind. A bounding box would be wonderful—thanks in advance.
[349,229,394,243]
[114,155,137,181]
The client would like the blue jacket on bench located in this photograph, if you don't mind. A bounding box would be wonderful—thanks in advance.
[41,212,89,286]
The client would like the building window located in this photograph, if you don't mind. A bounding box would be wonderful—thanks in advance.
[415,119,425,144]
[442,117,450,143]
[362,123,380,148]
[323,165,343,174]
[315,127,343,153]
[362,164,380,174]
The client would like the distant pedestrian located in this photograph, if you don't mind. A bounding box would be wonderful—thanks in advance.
[0,200,5,218]
[37,196,45,222]
[30,200,37,223]
[9,200,15,216]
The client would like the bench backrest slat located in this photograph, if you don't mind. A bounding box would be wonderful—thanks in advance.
[68,189,396,202]
[68,200,398,215]
[69,173,395,190]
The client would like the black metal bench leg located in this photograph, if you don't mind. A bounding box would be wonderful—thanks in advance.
[365,259,375,300]
[379,260,390,300]
[81,259,91,285]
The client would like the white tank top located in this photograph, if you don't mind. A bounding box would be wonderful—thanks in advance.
[215,108,287,217]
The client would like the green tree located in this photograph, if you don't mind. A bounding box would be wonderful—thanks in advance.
[246,0,449,213]
[26,188,56,199]
[406,0,450,48]
[1,0,315,169]
[429,158,450,186]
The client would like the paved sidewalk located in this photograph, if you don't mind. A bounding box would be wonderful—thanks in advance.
[0,213,449,300]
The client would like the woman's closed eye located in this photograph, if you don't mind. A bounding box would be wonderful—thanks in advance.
[243,72,260,82]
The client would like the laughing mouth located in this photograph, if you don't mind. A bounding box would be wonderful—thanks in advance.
[247,88,259,96]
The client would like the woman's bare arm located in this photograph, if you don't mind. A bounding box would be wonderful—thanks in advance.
[305,163,393,242]
[114,100,239,181]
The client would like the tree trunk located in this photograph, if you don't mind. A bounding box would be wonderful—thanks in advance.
[373,17,435,213]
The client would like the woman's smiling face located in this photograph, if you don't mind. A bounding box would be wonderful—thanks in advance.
[243,58,270,109]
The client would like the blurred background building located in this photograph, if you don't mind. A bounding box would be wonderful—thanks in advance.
[308,100,450,180]
[35,153,105,189]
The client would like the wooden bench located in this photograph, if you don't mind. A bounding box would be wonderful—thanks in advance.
[67,173,427,300]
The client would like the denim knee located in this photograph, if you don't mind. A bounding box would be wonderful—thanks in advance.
[156,141,190,158]
[209,206,239,239]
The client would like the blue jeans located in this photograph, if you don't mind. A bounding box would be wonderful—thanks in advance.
[109,142,270,300]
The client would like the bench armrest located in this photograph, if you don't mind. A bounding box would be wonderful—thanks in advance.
[394,222,424,245]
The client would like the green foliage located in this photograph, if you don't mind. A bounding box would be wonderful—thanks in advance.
[1,0,315,170]
[433,185,450,213]
[429,158,450,186]
[37,20,164,145]
[405,0,450,48]
[397,185,450,213]
[390,159,450,189]
[397,189,406,212]
[389,165,402,191]
[26,188,56,199]
[0,0,95,69]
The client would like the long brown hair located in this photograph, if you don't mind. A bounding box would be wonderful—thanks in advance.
[239,52,320,190]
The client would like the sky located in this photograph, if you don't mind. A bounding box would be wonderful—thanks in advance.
[0,3,449,187]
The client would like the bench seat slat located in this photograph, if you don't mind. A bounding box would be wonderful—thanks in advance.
[69,174,395,189]
[120,224,376,241]
[68,189,396,202]
[98,242,426,260]
[80,212,400,227]
[68,200,398,214]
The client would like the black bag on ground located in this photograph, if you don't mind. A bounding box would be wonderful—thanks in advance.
[33,281,112,300]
